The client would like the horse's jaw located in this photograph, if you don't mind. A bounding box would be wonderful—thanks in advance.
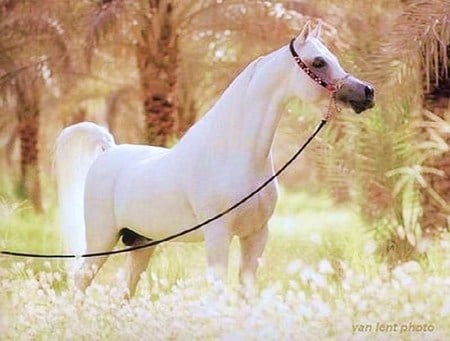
[348,99,375,114]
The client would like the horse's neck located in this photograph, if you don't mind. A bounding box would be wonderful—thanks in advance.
[178,46,294,169]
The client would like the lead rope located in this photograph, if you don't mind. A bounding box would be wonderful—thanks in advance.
[0,43,343,259]
[0,96,338,260]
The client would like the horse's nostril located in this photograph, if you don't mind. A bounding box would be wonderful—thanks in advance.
[365,85,374,98]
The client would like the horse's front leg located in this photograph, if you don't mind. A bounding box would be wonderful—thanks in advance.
[203,222,231,285]
[239,223,269,294]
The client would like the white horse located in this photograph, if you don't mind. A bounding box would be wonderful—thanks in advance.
[55,22,374,296]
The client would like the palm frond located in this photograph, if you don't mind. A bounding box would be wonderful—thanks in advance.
[84,0,143,67]
[371,0,450,96]
[0,8,73,89]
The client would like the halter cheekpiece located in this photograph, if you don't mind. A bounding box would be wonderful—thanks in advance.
[289,38,338,92]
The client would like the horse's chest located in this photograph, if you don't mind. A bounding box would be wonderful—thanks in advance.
[230,180,278,236]
[190,163,279,237]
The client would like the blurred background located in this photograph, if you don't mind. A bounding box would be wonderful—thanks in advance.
[0,0,449,263]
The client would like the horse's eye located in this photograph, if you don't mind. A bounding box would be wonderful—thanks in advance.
[312,57,327,68]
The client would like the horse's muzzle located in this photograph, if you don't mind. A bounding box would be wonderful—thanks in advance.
[335,78,375,114]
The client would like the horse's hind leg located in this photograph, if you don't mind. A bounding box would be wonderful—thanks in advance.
[75,238,118,291]
[74,232,118,291]
[122,230,155,297]
[239,224,268,293]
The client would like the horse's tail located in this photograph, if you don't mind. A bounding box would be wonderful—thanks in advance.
[55,122,115,256]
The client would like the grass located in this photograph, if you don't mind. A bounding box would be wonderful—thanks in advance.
[1,188,449,339]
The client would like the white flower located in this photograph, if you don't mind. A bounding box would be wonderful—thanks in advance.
[318,259,334,275]
[300,266,315,282]
[311,298,330,317]
[309,233,322,245]
[416,238,430,253]
[363,240,377,255]
[393,261,422,277]
[286,260,302,274]
[441,298,450,316]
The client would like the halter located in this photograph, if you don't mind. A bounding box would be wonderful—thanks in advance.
[289,38,348,120]
[289,38,349,93]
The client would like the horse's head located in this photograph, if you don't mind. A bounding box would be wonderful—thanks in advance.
[291,22,375,114]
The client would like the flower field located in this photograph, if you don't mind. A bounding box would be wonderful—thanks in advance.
[1,191,449,340]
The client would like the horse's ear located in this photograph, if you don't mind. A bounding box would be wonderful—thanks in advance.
[310,21,322,39]
[297,20,311,43]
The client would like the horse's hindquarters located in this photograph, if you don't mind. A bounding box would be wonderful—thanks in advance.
[84,144,171,242]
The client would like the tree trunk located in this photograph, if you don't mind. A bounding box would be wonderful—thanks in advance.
[137,0,178,146]
[177,89,199,136]
[15,81,42,212]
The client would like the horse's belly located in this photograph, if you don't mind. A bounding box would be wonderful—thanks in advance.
[113,152,278,242]
[114,163,203,242]
[118,202,204,242]
[118,199,203,243]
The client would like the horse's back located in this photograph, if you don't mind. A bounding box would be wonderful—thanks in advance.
[86,144,168,188]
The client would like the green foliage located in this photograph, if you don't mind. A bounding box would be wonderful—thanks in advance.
[0,197,63,270]
[309,0,450,261]
[316,106,419,237]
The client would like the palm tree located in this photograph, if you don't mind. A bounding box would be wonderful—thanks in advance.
[319,0,450,258]
[294,0,449,259]
[83,0,307,145]
[377,0,450,236]
[0,0,71,210]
